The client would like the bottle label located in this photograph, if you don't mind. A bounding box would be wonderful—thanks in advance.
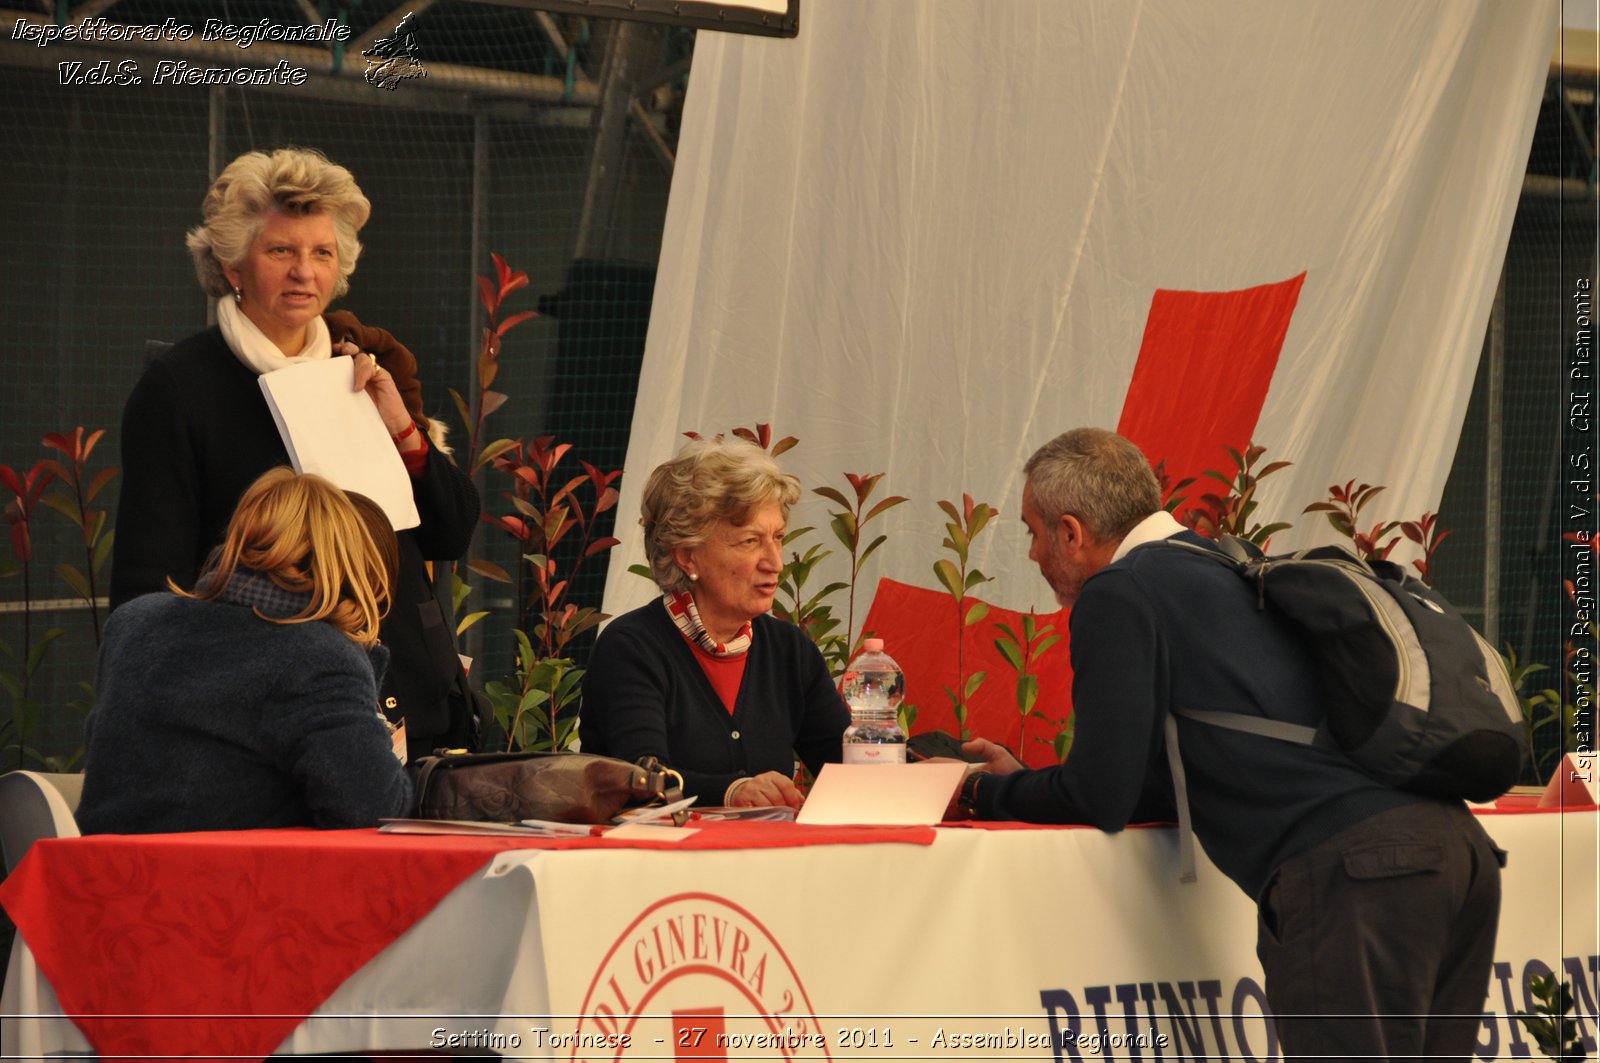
[842,744,907,766]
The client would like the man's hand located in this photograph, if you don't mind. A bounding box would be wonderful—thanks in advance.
[962,737,1024,775]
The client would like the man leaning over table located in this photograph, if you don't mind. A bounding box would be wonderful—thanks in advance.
[951,427,1504,1062]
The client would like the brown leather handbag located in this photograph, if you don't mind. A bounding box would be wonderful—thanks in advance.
[409,751,686,825]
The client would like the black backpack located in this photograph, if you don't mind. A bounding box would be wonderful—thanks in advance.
[1160,534,1527,881]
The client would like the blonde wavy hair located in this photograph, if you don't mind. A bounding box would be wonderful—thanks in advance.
[641,437,801,595]
[185,147,371,299]
[178,468,395,646]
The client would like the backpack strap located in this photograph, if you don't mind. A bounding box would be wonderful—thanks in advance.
[1172,706,1317,745]
[1163,707,1319,884]
[1162,714,1199,884]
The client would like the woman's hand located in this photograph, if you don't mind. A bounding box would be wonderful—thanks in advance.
[725,770,805,810]
[341,341,421,452]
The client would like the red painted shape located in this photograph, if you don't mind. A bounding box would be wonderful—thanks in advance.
[1116,273,1305,514]
[858,578,1074,769]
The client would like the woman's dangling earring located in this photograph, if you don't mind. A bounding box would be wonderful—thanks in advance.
[232,286,243,305]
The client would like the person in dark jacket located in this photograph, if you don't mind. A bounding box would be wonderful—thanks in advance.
[79,469,413,833]
[110,146,480,759]
[953,427,1503,1062]
[580,437,848,807]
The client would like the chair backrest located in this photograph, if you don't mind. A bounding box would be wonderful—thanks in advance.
[0,771,83,874]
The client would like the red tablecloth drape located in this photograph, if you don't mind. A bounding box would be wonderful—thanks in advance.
[0,821,935,1063]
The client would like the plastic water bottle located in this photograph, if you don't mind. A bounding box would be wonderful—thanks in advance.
[840,638,907,764]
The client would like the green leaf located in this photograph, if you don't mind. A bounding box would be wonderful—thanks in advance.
[964,567,990,590]
[25,628,66,678]
[964,671,987,699]
[456,610,490,636]
[933,558,963,599]
[1017,674,1039,716]
[993,638,1023,672]
[467,558,513,584]
[813,486,851,509]
[946,523,970,557]
[829,510,858,549]
[1031,634,1063,662]
[967,504,994,540]
[628,563,654,581]
[475,437,520,469]
[964,601,989,626]
[856,533,889,572]
[865,495,909,522]
[56,564,92,604]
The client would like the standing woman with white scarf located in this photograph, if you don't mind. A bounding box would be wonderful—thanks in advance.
[110,147,482,760]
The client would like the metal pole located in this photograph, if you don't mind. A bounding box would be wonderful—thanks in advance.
[573,21,656,259]
[1484,264,1505,649]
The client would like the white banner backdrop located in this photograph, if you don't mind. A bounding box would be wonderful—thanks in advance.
[603,0,1557,624]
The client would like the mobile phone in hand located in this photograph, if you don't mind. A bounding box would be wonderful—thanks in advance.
[906,730,987,763]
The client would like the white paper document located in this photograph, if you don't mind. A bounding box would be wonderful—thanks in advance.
[796,762,967,826]
[258,358,420,530]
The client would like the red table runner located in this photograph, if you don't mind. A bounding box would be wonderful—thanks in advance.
[0,821,935,1063]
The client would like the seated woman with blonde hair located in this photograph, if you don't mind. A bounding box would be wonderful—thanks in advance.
[77,468,413,834]
[580,438,849,809]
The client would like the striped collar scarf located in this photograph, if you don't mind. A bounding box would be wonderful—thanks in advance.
[662,591,752,657]
[206,565,315,620]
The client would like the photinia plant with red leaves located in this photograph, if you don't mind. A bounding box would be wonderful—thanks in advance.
[0,458,64,769]
[451,252,539,475]
[812,470,908,671]
[39,427,118,645]
[1185,443,1294,547]
[1400,511,1452,586]
[1304,479,1400,561]
[934,493,998,738]
[477,436,622,750]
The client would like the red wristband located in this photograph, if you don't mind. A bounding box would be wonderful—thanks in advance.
[391,421,418,443]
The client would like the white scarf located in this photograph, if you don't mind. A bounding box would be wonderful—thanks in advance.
[217,295,332,375]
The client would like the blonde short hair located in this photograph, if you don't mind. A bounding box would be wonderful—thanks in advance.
[180,468,395,647]
[185,147,370,299]
[641,437,801,595]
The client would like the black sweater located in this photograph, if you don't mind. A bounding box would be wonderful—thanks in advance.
[579,601,850,801]
[110,326,480,753]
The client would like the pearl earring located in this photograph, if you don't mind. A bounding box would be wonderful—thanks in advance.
[232,286,243,304]
[688,572,699,582]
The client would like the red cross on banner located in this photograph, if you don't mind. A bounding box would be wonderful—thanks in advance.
[1116,272,1306,513]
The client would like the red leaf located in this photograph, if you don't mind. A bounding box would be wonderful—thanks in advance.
[477,275,497,316]
[584,536,620,558]
[495,310,538,338]
[480,391,509,420]
[0,465,22,498]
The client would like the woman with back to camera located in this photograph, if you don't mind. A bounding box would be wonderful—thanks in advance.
[110,146,481,759]
[579,437,849,808]
[78,469,412,833]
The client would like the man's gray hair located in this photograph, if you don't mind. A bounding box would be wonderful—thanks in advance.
[1024,428,1161,541]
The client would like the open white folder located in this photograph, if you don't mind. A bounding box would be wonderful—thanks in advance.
[796,762,967,826]
[259,358,420,530]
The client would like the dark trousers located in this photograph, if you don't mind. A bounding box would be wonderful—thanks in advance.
[1255,800,1505,1061]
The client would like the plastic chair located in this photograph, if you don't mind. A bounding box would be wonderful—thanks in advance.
[0,771,83,874]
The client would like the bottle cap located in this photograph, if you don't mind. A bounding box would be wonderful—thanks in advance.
[862,637,885,652]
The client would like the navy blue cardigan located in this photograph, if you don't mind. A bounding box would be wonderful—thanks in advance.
[579,602,849,801]
[78,592,413,834]
[977,532,1420,897]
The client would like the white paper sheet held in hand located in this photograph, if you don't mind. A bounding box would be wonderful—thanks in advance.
[258,358,420,530]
